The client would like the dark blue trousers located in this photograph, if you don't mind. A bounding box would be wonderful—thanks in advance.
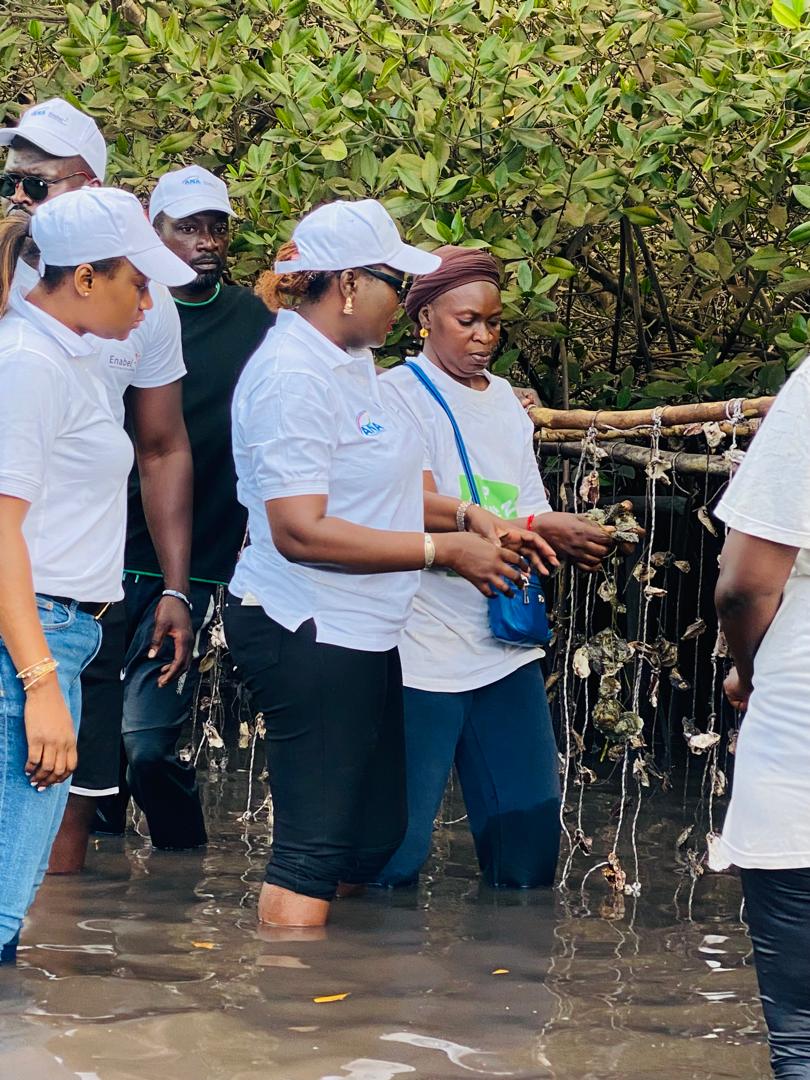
[375,660,561,889]
[742,867,810,1079]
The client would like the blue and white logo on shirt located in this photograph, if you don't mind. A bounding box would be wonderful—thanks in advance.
[357,410,385,437]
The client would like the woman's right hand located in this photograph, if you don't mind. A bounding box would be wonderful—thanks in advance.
[433,532,526,598]
[24,678,77,790]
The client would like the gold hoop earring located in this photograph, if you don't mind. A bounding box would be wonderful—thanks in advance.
[419,327,429,339]
[343,294,354,316]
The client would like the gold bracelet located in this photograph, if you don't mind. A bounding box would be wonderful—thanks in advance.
[424,532,436,569]
[16,657,58,683]
[22,661,59,693]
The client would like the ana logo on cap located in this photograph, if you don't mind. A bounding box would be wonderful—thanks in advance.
[182,177,202,185]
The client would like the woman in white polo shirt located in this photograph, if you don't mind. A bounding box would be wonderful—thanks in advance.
[224,200,553,929]
[375,246,614,890]
[712,359,810,1077]
[0,187,193,961]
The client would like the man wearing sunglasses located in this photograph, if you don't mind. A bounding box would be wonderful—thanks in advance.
[0,98,194,875]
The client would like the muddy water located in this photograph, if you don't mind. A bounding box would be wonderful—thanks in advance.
[0,773,769,1080]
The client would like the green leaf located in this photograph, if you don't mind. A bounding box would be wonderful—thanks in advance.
[793,185,810,209]
[322,138,348,161]
[517,260,533,292]
[772,0,804,29]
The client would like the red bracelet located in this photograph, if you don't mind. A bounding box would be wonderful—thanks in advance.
[526,514,535,531]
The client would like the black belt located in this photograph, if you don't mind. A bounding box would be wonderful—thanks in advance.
[48,596,116,621]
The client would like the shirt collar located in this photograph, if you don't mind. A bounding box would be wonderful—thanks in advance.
[7,288,97,359]
[277,308,374,370]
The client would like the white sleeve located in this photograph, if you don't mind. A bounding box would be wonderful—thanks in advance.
[715,363,810,547]
[235,370,338,500]
[514,401,552,517]
[0,354,66,503]
[130,285,186,389]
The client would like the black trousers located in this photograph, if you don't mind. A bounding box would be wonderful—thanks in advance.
[223,595,407,901]
[97,575,212,849]
[742,867,810,1079]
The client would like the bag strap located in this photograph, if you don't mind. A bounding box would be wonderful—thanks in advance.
[404,360,481,505]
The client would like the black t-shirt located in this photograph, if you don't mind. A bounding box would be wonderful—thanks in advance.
[125,283,275,585]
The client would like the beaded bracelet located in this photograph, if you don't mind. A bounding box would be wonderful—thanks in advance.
[456,499,473,532]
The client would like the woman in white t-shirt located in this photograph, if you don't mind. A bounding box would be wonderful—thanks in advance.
[712,362,810,1077]
[0,188,193,961]
[224,201,555,929]
[375,246,615,889]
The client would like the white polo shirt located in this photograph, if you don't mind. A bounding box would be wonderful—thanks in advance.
[0,294,134,601]
[229,309,425,652]
[709,358,810,871]
[14,259,185,425]
[382,357,552,692]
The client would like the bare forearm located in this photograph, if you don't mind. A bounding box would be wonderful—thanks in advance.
[137,446,193,593]
[0,510,51,674]
[271,512,430,572]
[716,588,781,689]
[424,491,465,532]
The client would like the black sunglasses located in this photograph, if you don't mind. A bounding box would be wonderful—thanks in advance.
[360,266,410,301]
[0,170,93,202]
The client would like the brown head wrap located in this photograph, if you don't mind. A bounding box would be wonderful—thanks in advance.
[404,244,501,325]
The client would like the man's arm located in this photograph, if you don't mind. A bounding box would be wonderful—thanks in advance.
[128,380,194,685]
[715,529,798,708]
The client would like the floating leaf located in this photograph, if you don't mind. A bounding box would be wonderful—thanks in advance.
[313,993,351,1003]
[491,968,510,975]
[192,941,217,949]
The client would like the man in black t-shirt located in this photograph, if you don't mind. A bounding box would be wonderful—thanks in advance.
[98,166,275,849]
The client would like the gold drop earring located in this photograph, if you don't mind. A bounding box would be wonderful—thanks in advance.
[343,294,354,316]
[419,327,429,339]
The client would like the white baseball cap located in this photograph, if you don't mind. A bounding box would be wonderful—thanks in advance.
[31,187,195,287]
[148,165,234,224]
[274,199,441,275]
[0,97,107,180]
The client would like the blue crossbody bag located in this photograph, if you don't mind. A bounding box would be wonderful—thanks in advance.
[404,361,551,648]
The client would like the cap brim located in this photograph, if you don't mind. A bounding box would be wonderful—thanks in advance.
[149,194,234,224]
[0,124,79,160]
[384,244,442,275]
[129,244,196,287]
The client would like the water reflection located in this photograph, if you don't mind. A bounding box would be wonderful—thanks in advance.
[0,771,769,1079]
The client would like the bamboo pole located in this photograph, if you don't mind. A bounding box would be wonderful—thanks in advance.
[538,440,733,476]
[536,419,762,442]
[528,396,773,432]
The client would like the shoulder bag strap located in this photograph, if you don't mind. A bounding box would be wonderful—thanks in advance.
[403,360,481,505]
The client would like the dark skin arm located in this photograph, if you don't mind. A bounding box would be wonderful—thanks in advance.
[128,381,194,686]
[422,473,559,576]
[266,494,531,598]
[715,529,798,710]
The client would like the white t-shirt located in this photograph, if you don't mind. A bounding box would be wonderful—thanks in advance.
[14,259,185,425]
[0,295,134,601]
[381,357,552,692]
[710,358,810,871]
[229,309,425,652]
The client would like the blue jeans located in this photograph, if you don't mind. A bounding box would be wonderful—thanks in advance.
[742,867,810,1078]
[0,597,101,946]
[376,660,562,888]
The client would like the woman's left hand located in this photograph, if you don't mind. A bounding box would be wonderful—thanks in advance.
[465,505,559,576]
